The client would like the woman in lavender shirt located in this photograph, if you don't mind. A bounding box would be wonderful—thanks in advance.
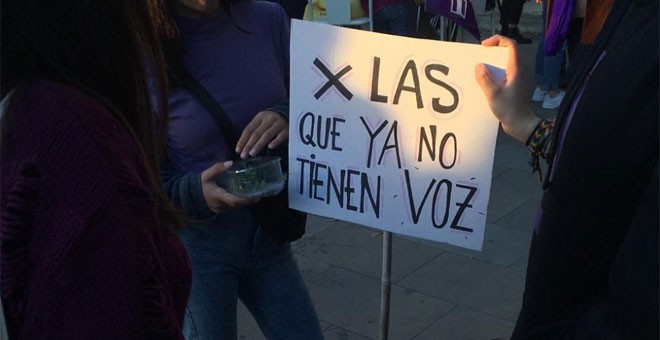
[159,0,324,339]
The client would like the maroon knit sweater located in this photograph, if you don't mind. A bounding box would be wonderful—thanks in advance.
[0,80,191,339]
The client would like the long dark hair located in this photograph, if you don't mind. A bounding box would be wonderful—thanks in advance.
[1,0,183,231]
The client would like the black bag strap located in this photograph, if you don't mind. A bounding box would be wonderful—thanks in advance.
[178,67,241,159]
[177,67,306,241]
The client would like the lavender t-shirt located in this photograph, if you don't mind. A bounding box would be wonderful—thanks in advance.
[167,1,290,173]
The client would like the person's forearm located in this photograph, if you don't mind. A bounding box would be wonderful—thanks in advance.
[161,158,215,219]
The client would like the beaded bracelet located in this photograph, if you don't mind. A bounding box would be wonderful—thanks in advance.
[525,118,555,182]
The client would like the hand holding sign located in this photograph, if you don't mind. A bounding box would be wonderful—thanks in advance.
[475,35,542,143]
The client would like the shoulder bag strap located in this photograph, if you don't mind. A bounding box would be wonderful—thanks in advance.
[178,68,241,159]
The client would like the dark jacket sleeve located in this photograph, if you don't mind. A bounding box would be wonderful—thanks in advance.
[161,154,215,219]
[520,162,659,340]
[267,98,290,119]
[571,161,659,340]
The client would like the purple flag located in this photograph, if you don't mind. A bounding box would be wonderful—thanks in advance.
[544,0,576,56]
[425,0,481,41]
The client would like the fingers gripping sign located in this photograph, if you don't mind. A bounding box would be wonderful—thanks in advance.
[474,35,541,143]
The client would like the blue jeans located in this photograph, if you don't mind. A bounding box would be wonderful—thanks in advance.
[373,1,418,37]
[534,0,563,90]
[178,208,323,340]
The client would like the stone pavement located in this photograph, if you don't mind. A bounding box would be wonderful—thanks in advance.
[238,2,558,339]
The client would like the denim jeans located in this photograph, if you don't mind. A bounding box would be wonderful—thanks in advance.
[372,1,418,37]
[178,208,323,340]
[534,0,563,90]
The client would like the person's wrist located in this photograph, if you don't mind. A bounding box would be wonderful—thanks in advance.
[502,109,541,144]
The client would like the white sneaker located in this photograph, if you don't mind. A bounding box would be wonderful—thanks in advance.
[532,87,547,102]
[542,91,566,109]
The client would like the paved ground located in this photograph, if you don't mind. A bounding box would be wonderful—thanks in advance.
[238,2,556,339]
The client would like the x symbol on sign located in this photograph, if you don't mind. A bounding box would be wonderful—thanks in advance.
[313,58,353,100]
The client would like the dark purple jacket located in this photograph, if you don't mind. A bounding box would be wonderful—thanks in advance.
[1,80,191,339]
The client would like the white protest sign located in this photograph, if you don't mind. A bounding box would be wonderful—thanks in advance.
[288,20,507,251]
